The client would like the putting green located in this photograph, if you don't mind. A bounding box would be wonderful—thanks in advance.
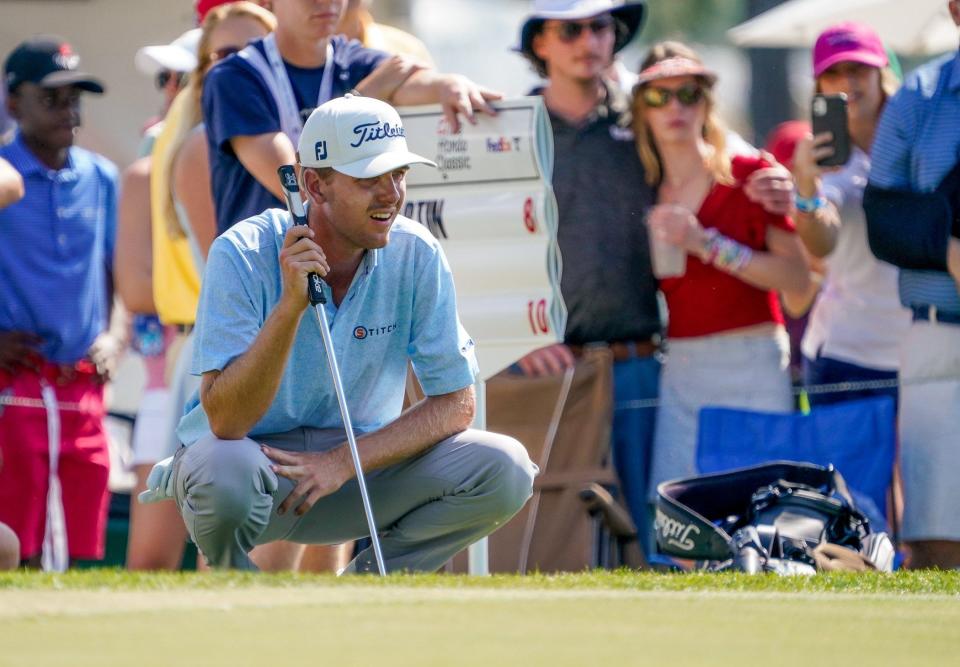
[2,573,958,666]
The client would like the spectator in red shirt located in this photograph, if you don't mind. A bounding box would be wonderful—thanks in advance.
[632,42,810,493]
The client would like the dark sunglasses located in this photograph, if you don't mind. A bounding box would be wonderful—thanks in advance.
[547,15,616,43]
[209,46,240,63]
[641,83,705,108]
[155,70,185,90]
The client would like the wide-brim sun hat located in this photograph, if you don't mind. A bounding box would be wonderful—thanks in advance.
[297,94,436,178]
[515,0,647,59]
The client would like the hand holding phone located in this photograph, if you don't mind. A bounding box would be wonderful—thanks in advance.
[811,93,850,167]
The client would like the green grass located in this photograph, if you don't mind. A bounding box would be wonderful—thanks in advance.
[2,570,958,667]
[3,568,959,594]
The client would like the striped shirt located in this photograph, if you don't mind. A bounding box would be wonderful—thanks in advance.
[870,50,960,314]
[870,53,960,313]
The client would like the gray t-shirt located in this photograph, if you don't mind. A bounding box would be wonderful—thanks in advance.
[539,84,661,344]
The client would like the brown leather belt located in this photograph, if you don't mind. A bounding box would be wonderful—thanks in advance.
[568,339,660,362]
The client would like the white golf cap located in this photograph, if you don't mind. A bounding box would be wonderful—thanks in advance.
[135,28,201,76]
[297,94,436,177]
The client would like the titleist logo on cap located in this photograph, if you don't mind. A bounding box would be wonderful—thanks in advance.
[351,121,405,148]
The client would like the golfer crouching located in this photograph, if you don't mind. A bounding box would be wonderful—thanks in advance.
[140,95,537,571]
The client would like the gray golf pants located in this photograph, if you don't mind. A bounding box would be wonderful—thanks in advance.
[172,427,537,571]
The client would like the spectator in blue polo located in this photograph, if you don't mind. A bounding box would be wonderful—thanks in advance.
[0,36,126,570]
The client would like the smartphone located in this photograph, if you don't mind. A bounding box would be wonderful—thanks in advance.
[811,93,850,167]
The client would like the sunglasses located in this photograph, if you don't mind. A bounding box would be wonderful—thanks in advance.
[641,83,705,108]
[155,70,185,90]
[209,46,241,63]
[546,15,616,43]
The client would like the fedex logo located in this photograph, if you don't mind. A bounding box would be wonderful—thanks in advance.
[314,140,328,161]
[486,136,521,153]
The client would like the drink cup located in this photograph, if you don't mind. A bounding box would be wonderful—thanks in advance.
[649,234,686,278]
[645,204,689,279]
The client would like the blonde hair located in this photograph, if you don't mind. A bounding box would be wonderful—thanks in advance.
[160,1,276,237]
[631,41,731,187]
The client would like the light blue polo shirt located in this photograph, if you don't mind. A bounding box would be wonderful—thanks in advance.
[0,133,117,363]
[177,208,478,446]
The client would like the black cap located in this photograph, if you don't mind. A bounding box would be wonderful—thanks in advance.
[4,36,105,94]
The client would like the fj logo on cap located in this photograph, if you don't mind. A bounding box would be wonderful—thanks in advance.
[314,140,328,161]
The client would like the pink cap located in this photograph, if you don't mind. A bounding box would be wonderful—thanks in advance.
[813,22,887,77]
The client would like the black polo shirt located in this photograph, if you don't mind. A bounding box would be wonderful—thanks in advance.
[537,83,662,345]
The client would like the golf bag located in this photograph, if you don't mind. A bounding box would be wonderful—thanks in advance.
[655,461,895,574]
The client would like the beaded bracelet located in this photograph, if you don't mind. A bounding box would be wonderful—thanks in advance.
[702,228,754,274]
[794,192,826,213]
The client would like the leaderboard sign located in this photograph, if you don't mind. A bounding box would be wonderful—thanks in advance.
[399,98,565,380]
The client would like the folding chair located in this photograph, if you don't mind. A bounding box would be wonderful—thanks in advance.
[695,397,896,533]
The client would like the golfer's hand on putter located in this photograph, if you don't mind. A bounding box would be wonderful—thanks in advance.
[279,225,329,310]
[261,444,353,516]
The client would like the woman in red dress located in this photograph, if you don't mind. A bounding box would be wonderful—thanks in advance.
[632,42,810,495]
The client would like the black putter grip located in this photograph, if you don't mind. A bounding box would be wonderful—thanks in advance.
[277,165,326,305]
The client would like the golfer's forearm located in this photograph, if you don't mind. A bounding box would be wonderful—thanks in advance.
[353,385,475,473]
[202,301,304,439]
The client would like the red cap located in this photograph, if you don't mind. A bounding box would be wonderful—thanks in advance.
[763,120,811,171]
[195,0,236,25]
[813,22,887,78]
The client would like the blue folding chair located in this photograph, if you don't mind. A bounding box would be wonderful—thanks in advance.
[696,397,896,532]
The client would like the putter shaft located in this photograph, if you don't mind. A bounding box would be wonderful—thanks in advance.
[276,165,386,575]
[311,301,387,575]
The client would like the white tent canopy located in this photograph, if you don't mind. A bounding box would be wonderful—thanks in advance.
[728,0,959,55]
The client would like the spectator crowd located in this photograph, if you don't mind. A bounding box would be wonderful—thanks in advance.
[1,0,959,573]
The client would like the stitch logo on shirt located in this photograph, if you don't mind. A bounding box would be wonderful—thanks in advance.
[354,323,398,340]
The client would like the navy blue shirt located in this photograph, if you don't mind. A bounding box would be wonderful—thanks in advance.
[0,133,118,363]
[202,36,388,234]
